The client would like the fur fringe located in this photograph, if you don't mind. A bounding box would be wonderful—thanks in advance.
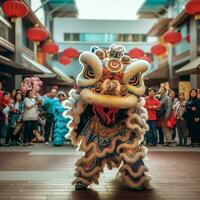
[119,164,148,178]
[121,174,152,189]
[64,88,151,189]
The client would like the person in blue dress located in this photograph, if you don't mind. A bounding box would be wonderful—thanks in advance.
[53,92,70,146]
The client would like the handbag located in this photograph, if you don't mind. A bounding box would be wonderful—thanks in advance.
[166,111,177,128]
[169,111,176,128]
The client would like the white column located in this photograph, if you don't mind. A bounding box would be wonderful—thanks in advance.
[189,17,198,88]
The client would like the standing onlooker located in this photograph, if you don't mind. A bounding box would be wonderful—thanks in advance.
[0,92,11,146]
[23,90,38,146]
[174,92,188,146]
[5,93,23,146]
[197,88,200,99]
[43,89,58,144]
[0,81,4,101]
[144,88,160,146]
[169,91,178,140]
[159,87,173,146]
[155,93,164,145]
[185,89,200,147]
[11,90,16,100]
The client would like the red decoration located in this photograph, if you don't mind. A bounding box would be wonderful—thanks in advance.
[63,48,79,58]
[27,24,48,44]
[128,48,144,59]
[185,0,200,20]
[59,56,71,65]
[2,0,28,22]
[150,44,167,56]
[162,31,182,45]
[42,41,59,55]
[139,56,152,64]
[186,35,190,43]
[37,50,46,65]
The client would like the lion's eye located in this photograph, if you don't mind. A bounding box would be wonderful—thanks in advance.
[83,66,95,79]
[129,73,141,87]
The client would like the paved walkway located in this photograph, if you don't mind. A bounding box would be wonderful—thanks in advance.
[0,144,200,200]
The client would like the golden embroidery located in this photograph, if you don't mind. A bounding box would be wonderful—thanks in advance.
[88,117,125,138]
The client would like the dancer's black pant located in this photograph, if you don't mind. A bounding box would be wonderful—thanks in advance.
[44,113,54,142]
[23,120,37,143]
[157,127,164,144]
[5,127,21,144]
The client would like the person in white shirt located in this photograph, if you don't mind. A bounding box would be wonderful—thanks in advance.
[23,90,38,146]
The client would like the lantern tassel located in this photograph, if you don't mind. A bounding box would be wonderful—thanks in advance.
[11,17,17,23]
[195,14,200,20]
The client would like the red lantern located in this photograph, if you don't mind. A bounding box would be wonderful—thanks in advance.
[27,24,48,44]
[59,56,71,65]
[185,0,200,20]
[151,44,167,56]
[186,35,190,43]
[63,48,79,58]
[42,40,59,55]
[2,0,28,22]
[128,48,144,59]
[162,31,182,45]
[139,56,152,64]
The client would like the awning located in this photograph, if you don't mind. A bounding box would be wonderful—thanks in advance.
[22,54,53,74]
[52,66,74,85]
[144,66,168,80]
[37,74,57,78]
[176,57,200,75]
[0,55,35,74]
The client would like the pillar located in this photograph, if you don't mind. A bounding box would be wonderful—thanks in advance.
[189,17,198,88]
[15,75,22,90]
[14,18,23,89]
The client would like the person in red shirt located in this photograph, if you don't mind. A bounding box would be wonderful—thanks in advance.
[0,92,12,146]
[144,88,161,146]
[0,81,4,102]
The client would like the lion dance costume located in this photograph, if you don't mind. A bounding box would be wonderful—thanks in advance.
[63,44,151,190]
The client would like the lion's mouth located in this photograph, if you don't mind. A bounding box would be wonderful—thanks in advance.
[92,104,120,125]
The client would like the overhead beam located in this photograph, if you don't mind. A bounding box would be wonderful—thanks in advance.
[49,2,67,14]
[34,0,50,13]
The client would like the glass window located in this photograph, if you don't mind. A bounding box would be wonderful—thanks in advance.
[63,33,146,42]
[172,0,188,18]
[197,21,200,45]
[22,20,34,50]
[175,23,190,55]
[64,33,80,41]
[0,20,9,41]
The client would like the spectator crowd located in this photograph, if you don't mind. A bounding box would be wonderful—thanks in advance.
[144,86,200,147]
[0,80,69,147]
[0,79,200,148]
